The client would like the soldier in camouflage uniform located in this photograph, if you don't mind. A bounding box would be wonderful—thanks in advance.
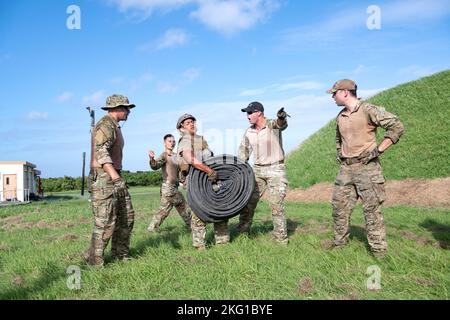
[176,114,229,250]
[327,79,404,258]
[83,94,136,266]
[147,134,191,232]
[238,102,289,245]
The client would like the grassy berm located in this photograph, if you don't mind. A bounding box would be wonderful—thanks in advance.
[286,70,450,188]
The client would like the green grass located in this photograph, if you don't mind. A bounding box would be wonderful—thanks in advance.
[286,70,450,188]
[1,187,448,300]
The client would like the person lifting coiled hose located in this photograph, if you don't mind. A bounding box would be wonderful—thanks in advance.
[187,154,255,223]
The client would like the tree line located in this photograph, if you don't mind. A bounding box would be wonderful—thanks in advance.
[42,170,163,192]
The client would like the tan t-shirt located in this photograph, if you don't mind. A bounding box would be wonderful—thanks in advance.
[336,100,404,158]
[150,151,179,185]
[238,118,287,165]
[177,131,213,169]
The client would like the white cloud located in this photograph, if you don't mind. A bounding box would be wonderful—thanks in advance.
[108,76,125,85]
[109,0,281,36]
[82,90,106,106]
[109,0,194,17]
[156,29,189,49]
[138,29,189,51]
[398,65,434,78]
[128,72,154,93]
[112,0,193,11]
[239,88,266,96]
[156,68,201,93]
[352,64,366,75]
[332,65,376,78]
[138,72,154,81]
[183,68,201,82]
[157,81,179,93]
[383,0,450,23]
[239,80,323,96]
[359,88,386,99]
[276,81,323,91]
[190,0,280,36]
[56,91,74,103]
[280,0,450,51]
[27,112,48,121]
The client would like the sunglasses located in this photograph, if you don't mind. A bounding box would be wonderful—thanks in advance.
[247,110,259,115]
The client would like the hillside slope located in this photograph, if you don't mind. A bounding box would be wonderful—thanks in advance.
[286,70,450,188]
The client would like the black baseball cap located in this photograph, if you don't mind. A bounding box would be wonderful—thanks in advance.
[241,101,264,113]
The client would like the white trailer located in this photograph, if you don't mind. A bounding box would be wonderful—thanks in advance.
[0,161,41,202]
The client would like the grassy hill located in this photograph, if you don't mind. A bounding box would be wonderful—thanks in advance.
[286,70,450,188]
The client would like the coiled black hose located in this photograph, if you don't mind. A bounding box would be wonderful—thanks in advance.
[187,154,255,223]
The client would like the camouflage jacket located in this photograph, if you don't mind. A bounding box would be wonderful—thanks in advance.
[336,100,404,158]
[92,115,124,170]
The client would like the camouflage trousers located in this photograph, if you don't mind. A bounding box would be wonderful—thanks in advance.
[85,171,135,266]
[239,163,288,244]
[332,159,387,253]
[147,183,191,232]
[191,213,229,249]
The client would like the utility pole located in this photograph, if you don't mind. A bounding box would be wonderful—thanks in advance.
[81,152,86,195]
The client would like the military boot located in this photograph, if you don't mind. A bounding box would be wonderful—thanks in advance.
[83,235,105,267]
[82,249,104,267]
[372,250,387,260]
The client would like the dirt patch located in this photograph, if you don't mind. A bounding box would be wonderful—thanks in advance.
[47,234,80,241]
[295,220,331,235]
[1,216,23,224]
[20,222,35,229]
[434,241,450,250]
[415,278,435,287]
[286,177,450,208]
[399,230,431,246]
[337,289,360,300]
[297,277,314,296]
[321,239,334,250]
[427,225,450,233]
[35,221,69,229]
[11,276,25,288]
[0,244,9,251]
[1,218,90,231]
[178,256,198,265]
[337,283,359,300]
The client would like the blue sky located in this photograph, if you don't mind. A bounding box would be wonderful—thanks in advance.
[1,0,449,177]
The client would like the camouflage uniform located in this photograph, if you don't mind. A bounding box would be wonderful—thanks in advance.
[84,95,135,266]
[177,130,230,249]
[147,151,191,231]
[238,118,289,244]
[332,100,404,255]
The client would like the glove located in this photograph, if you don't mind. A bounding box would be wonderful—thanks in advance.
[336,149,344,165]
[207,170,218,183]
[359,148,380,165]
[277,107,290,120]
[113,178,127,198]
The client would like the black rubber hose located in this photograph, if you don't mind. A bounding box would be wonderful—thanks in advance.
[187,154,255,223]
